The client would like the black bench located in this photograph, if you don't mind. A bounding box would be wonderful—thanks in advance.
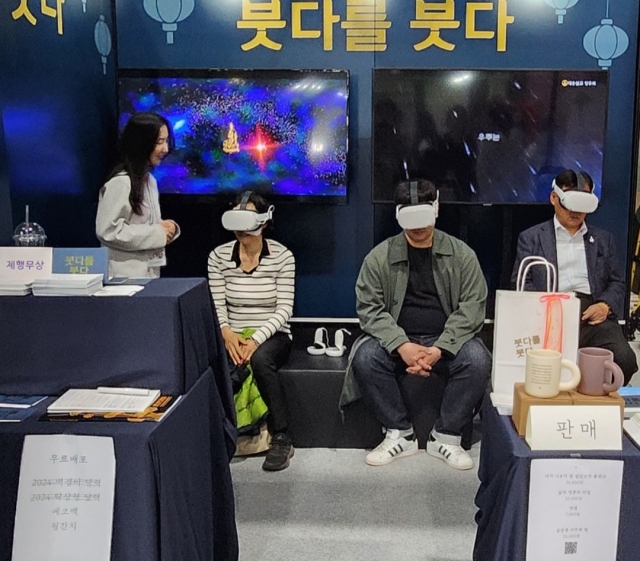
[279,323,488,449]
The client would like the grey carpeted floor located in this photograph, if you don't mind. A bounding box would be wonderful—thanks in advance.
[231,444,481,561]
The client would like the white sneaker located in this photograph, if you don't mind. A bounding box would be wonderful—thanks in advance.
[365,429,418,466]
[426,432,473,471]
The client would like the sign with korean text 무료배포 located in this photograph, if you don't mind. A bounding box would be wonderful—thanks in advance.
[527,458,623,561]
[11,435,116,561]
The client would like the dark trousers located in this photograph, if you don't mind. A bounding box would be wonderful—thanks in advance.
[351,335,491,436]
[576,293,638,385]
[250,332,292,434]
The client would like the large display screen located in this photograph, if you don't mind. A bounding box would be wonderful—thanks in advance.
[373,69,609,203]
[118,69,349,201]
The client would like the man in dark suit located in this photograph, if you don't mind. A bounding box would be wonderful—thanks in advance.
[512,169,638,385]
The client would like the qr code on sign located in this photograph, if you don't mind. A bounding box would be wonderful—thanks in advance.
[564,541,578,555]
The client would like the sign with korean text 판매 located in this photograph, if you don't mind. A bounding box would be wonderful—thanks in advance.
[11,435,115,561]
[526,405,622,451]
[0,247,52,280]
[527,458,623,561]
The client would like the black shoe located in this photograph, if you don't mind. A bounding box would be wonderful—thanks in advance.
[262,433,294,471]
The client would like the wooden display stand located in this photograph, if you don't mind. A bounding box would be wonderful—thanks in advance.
[512,383,625,435]
[569,391,625,424]
[512,383,572,436]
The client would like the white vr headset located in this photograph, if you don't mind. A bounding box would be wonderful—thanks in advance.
[552,179,599,214]
[396,182,439,230]
[221,191,274,235]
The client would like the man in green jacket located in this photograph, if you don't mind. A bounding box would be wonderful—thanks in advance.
[348,179,490,470]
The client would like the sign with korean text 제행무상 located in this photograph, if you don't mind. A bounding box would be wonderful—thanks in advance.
[0,247,52,280]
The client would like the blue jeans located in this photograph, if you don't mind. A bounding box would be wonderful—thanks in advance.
[351,336,491,436]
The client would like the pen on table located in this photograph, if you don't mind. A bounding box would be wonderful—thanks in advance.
[97,387,150,396]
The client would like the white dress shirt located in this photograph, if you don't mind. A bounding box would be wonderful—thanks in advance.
[554,216,591,294]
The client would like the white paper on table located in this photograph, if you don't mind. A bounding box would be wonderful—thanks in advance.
[526,458,623,561]
[489,392,514,415]
[93,285,144,297]
[47,388,161,413]
[623,413,640,447]
[12,435,115,561]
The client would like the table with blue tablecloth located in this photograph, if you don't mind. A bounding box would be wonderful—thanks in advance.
[0,368,238,561]
[0,278,218,396]
[0,277,238,560]
[473,395,640,561]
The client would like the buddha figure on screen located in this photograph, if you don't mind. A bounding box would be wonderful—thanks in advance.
[223,122,240,154]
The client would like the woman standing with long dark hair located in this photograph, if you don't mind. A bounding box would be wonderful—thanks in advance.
[96,112,179,278]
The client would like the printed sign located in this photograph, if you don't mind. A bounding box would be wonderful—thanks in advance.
[0,247,52,280]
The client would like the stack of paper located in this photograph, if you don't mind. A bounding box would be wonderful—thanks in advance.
[0,395,47,408]
[618,386,640,417]
[48,387,161,414]
[0,279,33,296]
[490,392,514,416]
[0,394,48,423]
[624,413,640,448]
[93,285,145,297]
[32,274,103,296]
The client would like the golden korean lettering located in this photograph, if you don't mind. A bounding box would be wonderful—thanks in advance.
[237,0,286,51]
[411,0,461,52]
[291,0,340,50]
[465,0,514,52]
[340,0,391,52]
[41,0,65,35]
[12,0,37,26]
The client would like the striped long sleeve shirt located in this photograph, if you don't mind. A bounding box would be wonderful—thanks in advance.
[207,239,295,345]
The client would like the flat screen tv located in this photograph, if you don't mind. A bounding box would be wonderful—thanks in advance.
[372,69,609,204]
[118,69,349,202]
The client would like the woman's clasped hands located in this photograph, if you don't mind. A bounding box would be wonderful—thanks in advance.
[221,326,259,366]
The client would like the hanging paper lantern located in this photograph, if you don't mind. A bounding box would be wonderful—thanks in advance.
[94,15,112,75]
[143,0,195,45]
[544,0,580,24]
[583,18,629,67]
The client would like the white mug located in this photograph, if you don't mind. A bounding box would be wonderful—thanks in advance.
[524,349,581,398]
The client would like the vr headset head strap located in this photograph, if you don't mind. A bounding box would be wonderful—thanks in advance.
[238,190,253,210]
[409,181,419,206]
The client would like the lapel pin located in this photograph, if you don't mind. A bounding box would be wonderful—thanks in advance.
[589,236,594,243]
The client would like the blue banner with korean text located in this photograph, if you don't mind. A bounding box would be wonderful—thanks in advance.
[52,248,109,278]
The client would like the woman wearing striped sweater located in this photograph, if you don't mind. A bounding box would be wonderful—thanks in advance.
[208,192,295,471]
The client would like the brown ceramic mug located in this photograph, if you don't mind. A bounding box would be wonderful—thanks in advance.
[577,347,624,396]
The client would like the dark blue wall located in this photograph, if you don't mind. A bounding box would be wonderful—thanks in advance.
[0,13,12,246]
[0,94,12,247]
[116,0,640,317]
[1,0,117,247]
[4,1,637,317]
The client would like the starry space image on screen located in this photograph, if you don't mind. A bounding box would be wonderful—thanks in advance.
[373,69,608,204]
[118,71,348,198]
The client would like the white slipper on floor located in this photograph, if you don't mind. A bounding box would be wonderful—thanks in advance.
[306,327,329,355]
[325,329,351,357]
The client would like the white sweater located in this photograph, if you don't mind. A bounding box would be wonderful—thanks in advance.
[207,239,295,345]
[96,173,178,278]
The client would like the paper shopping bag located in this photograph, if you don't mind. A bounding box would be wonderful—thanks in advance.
[491,257,581,396]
